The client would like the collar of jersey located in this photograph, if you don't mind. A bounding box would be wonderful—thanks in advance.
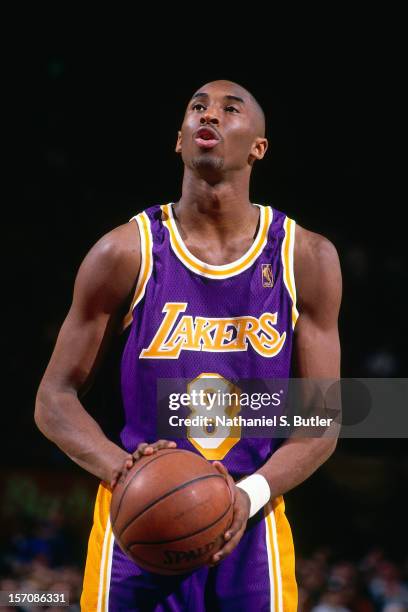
[160,202,273,279]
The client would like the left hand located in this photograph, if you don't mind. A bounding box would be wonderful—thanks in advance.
[110,439,177,488]
[209,461,250,566]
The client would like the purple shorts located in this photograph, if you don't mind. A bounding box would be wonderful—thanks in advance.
[81,484,297,611]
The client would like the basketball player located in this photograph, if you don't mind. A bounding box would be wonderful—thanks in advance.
[35,80,341,611]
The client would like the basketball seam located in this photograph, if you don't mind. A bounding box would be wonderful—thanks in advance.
[110,449,185,528]
[126,500,233,546]
[117,473,225,539]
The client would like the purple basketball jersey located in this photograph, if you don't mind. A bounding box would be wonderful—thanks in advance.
[120,202,298,478]
[81,202,300,611]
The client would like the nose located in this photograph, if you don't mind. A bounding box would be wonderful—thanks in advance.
[200,108,220,125]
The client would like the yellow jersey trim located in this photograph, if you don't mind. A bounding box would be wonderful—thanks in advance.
[282,217,299,329]
[161,203,272,279]
[100,522,113,611]
[80,484,114,612]
[121,211,153,331]
[264,498,298,611]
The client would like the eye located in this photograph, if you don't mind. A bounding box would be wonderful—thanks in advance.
[225,105,239,113]
[192,103,206,111]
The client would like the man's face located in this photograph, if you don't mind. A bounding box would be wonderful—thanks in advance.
[175,81,267,175]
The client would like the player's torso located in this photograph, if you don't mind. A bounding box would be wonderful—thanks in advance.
[120,202,298,478]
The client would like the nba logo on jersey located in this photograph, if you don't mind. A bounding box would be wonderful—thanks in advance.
[262,263,274,287]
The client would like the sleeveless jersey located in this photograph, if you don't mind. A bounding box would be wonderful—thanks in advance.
[120,202,298,479]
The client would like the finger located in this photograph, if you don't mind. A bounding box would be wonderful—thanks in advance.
[137,442,154,455]
[211,527,246,563]
[111,465,128,488]
[110,455,134,489]
[224,513,244,540]
[117,460,133,479]
[154,440,177,450]
[212,461,228,477]
[131,444,151,461]
[224,502,248,539]
[212,462,235,503]
[131,444,146,460]
[226,476,236,504]
[120,456,135,480]
[123,455,134,470]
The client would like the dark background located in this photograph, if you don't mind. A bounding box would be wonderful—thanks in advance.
[3,38,407,603]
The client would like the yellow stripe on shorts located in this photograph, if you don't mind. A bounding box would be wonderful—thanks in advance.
[81,484,114,612]
[264,496,298,611]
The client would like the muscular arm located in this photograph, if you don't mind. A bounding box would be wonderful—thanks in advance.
[257,226,342,495]
[35,220,141,485]
[211,226,342,565]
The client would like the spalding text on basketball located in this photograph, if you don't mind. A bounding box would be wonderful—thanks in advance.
[163,539,217,565]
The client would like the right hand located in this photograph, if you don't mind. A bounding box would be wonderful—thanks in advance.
[110,439,177,488]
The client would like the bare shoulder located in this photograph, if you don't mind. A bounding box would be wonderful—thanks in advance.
[294,224,340,271]
[84,219,141,270]
[294,224,342,316]
[74,219,141,312]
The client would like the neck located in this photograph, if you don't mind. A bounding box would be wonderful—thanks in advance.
[175,167,256,233]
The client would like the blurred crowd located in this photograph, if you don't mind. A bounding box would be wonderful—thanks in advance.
[297,548,408,612]
[0,512,82,610]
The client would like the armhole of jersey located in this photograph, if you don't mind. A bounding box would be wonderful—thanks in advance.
[121,211,153,332]
[282,217,299,330]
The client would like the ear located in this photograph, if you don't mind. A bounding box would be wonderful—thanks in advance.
[175,130,182,153]
[249,137,268,163]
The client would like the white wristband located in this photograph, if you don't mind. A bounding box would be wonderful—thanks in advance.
[236,474,271,518]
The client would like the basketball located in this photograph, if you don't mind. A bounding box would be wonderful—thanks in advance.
[110,449,234,574]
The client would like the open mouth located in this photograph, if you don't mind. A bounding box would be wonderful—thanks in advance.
[194,127,220,149]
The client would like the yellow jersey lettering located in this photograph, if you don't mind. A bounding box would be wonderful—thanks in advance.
[140,303,286,359]
[140,302,188,358]
[212,319,236,349]
[193,317,217,350]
